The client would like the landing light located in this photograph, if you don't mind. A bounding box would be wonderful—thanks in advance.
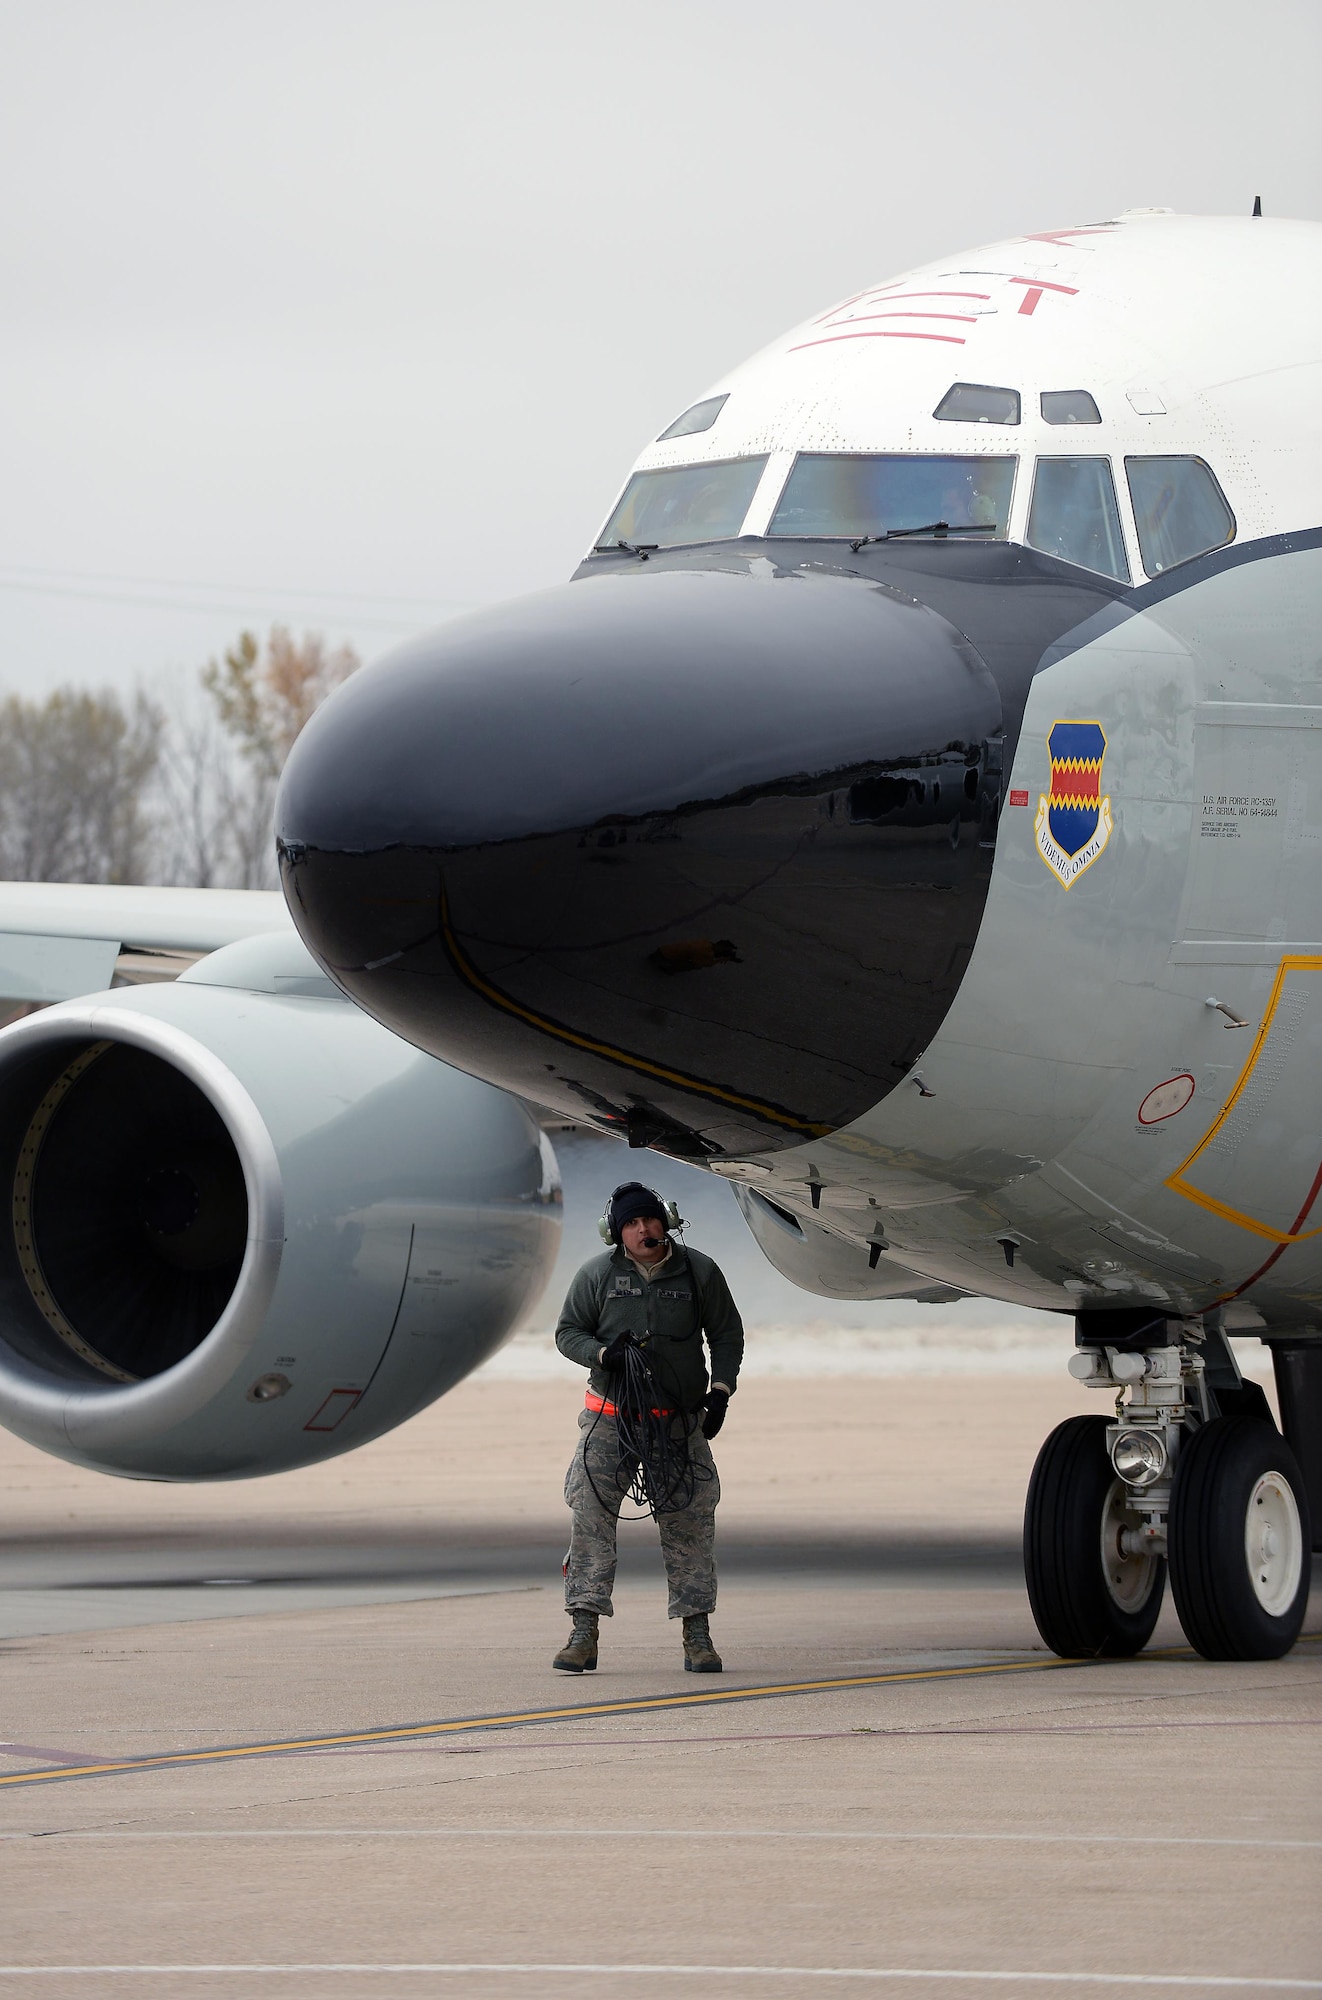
[1110,1427,1167,1487]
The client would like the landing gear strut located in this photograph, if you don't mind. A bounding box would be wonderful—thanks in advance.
[1025,1318,1312,1661]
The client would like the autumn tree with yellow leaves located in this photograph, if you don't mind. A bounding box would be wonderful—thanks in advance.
[0,628,359,890]
[196,626,360,887]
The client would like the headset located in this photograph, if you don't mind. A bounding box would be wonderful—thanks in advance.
[597,1183,684,1245]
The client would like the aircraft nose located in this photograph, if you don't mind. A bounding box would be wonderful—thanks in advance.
[277,566,1001,1160]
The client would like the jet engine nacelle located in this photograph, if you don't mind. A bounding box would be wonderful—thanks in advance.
[0,934,560,1479]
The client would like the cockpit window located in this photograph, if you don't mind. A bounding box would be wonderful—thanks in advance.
[933,383,1021,425]
[1125,457,1235,576]
[598,457,768,548]
[1041,390,1101,425]
[657,394,729,441]
[768,454,1016,540]
[1026,458,1129,582]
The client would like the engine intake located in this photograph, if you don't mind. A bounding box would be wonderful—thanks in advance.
[13,1039,251,1383]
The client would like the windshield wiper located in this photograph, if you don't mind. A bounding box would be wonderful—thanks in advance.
[849,522,997,553]
[592,538,659,561]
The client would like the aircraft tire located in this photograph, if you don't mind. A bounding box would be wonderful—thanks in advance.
[1024,1414,1166,1658]
[1168,1416,1311,1660]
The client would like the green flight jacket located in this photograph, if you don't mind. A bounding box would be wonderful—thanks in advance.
[555,1242,744,1413]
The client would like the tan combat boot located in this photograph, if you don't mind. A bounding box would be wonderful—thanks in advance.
[682,1613,722,1673]
[552,1610,599,1673]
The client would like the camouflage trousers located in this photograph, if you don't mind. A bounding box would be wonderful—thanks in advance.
[564,1405,720,1619]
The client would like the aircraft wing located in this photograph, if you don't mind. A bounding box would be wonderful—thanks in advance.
[0,880,292,1003]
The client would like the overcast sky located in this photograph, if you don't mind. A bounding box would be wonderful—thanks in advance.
[2,0,1319,700]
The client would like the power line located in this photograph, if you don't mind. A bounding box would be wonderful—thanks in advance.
[0,559,476,608]
[0,578,431,633]
[0,562,478,632]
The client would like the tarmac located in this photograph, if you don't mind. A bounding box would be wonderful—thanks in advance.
[0,1370,1318,1999]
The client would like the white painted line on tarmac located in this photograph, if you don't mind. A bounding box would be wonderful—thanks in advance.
[2,1827,1318,1850]
[0,1965,1315,1988]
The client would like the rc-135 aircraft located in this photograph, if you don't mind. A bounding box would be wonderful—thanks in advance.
[2,209,1317,1664]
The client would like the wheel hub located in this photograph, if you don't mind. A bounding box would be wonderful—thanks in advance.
[1244,1472,1303,1616]
[1100,1478,1160,1613]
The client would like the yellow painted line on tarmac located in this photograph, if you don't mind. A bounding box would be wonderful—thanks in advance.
[2,1632,1312,1808]
[0,1654,1102,1792]
[4,1636,1316,1794]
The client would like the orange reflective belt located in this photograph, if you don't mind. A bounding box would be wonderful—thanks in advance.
[585,1389,673,1418]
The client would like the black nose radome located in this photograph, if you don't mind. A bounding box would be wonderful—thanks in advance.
[278,567,1001,1160]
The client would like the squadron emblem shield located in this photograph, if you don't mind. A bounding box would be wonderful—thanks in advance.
[1035,720,1113,889]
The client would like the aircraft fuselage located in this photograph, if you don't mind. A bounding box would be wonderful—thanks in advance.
[277,211,1322,1336]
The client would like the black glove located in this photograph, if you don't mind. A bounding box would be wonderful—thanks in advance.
[599,1331,635,1372]
[702,1387,729,1439]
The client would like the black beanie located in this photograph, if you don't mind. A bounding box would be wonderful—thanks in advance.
[610,1183,666,1239]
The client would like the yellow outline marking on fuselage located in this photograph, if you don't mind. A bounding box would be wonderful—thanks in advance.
[1165,955,1322,1242]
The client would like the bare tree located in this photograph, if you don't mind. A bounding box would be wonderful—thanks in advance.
[0,687,163,884]
[151,688,242,889]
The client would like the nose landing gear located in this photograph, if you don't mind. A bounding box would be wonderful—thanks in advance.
[1025,1320,1313,1661]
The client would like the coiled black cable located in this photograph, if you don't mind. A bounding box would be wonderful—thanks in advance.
[585,1335,715,1521]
